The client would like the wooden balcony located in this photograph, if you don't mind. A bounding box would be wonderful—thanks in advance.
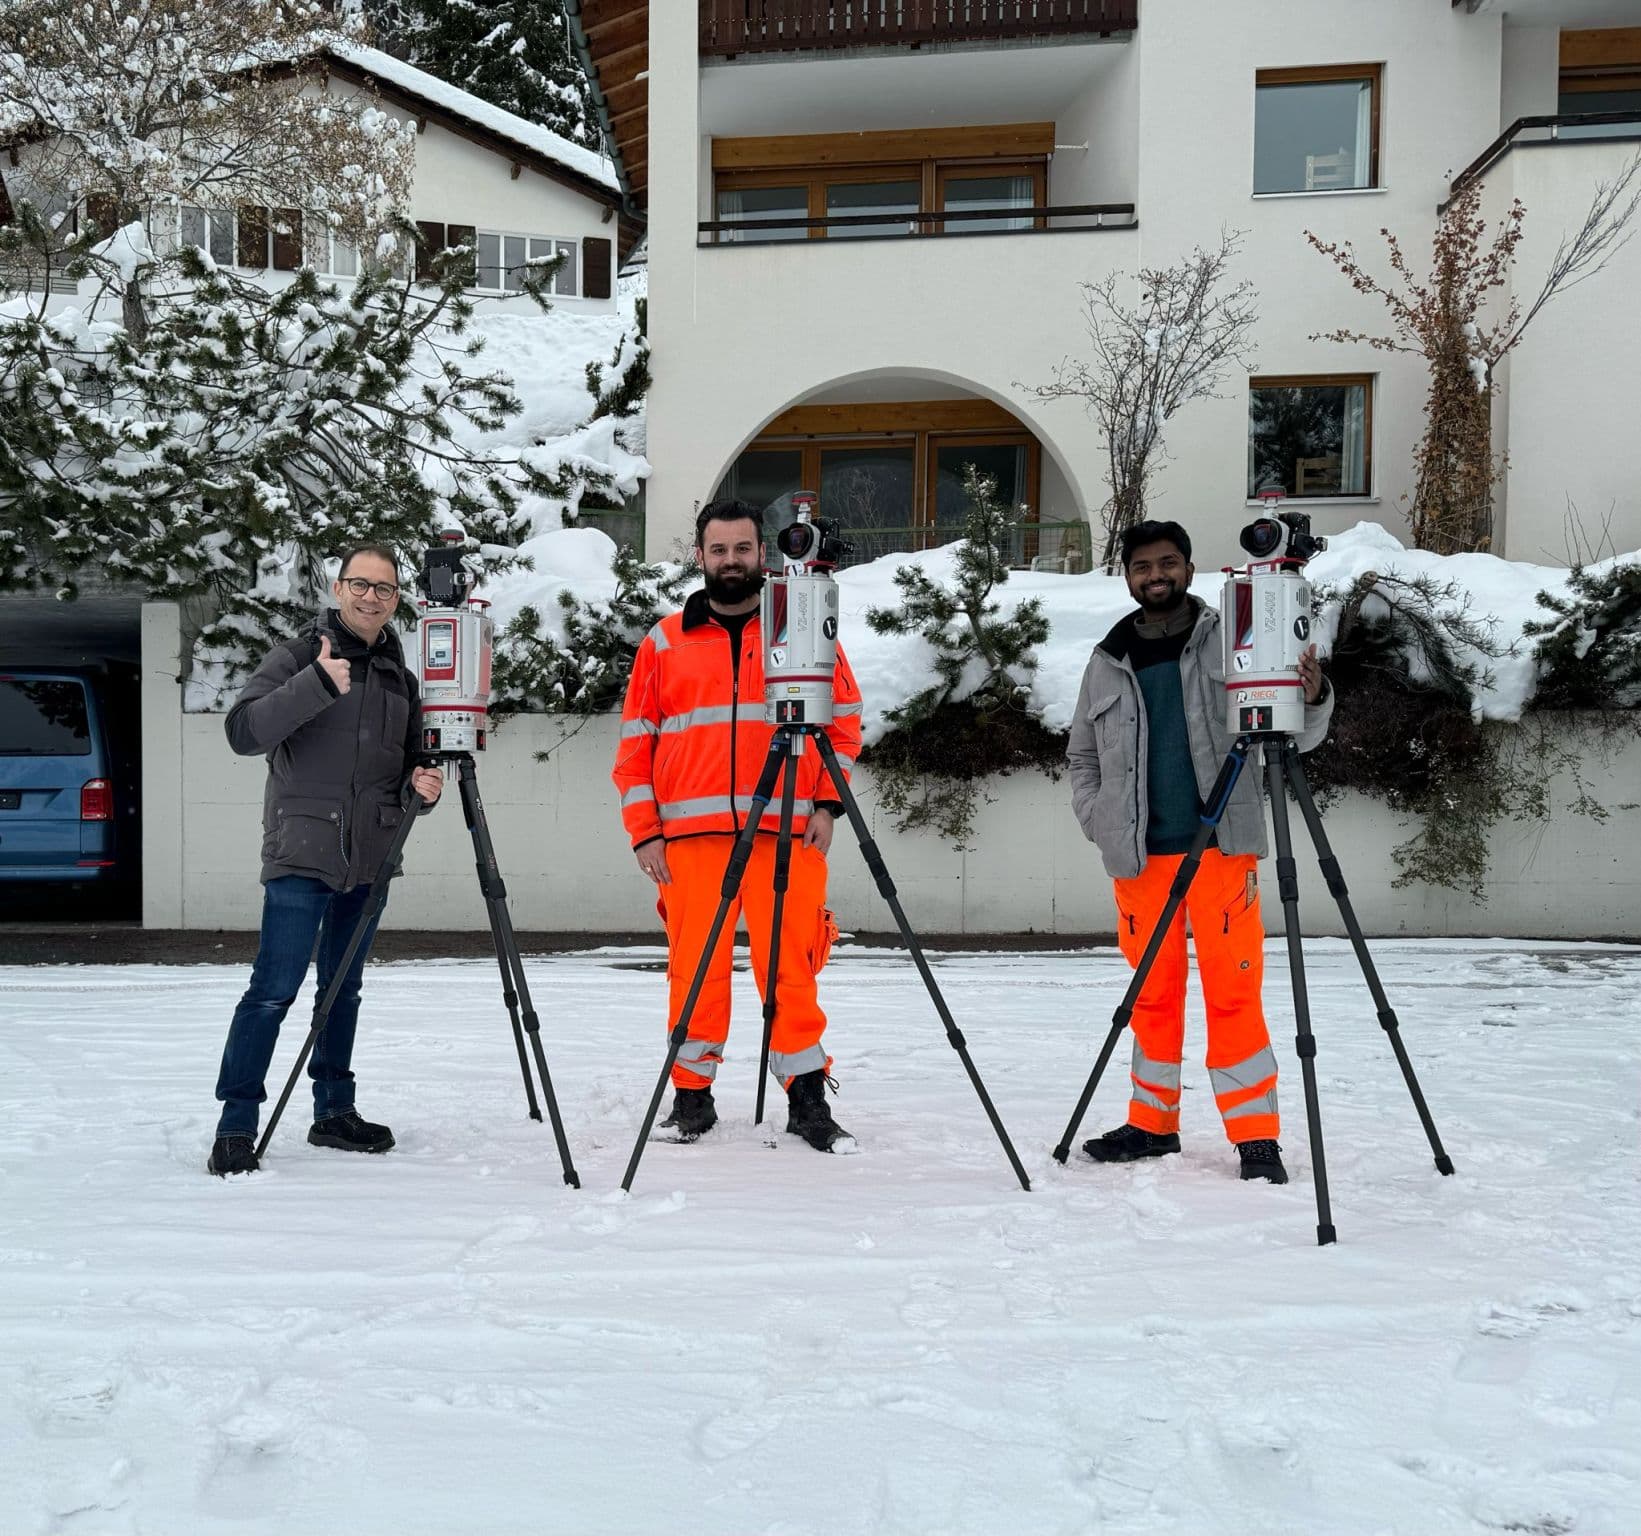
[700,0,1138,57]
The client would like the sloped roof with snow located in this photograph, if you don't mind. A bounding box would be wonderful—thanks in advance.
[326,45,622,201]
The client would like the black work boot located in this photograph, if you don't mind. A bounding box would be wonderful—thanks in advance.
[785,1070,856,1154]
[208,1135,259,1176]
[308,1109,395,1154]
[1237,1139,1289,1184]
[659,1085,717,1142]
[1082,1122,1181,1163]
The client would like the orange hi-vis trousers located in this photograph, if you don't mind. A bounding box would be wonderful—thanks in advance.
[657,835,837,1092]
[1112,847,1279,1145]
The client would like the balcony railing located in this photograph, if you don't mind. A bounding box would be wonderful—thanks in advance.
[699,201,1137,244]
[1446,110,1641,204]
[836,518,1092,572]
[700,0,1139,57]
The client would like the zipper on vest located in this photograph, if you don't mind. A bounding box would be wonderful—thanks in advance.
[728,624,742,834]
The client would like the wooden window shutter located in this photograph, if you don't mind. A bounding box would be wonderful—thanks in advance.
[271,208,303,271]
[445,223,476,285]
[415,219,446,280]
[582,235,612,299]
[237,205,269,268]
[84,193,119,235]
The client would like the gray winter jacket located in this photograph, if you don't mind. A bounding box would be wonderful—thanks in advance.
[225,610,429,890]
[1067,599,1335,881]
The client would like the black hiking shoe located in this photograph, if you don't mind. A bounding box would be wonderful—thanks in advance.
[208,1135,259,1176]
[785,1069,857,1154]
[659,1086,718,1142]
[308,1109,395,1154]
[1081,1122,1181,1163]
[1237,1139,1289,1184]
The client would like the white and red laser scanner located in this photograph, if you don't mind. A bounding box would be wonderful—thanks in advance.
[416,531,493,755]
[1220,492,1322,737]
[762,491,842,728]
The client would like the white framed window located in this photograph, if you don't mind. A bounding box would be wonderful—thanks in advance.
[302,211,358,276]
[472,229,579,295]
[171,205,237,267]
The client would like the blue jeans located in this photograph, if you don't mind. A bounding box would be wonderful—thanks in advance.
[214,875,387,1137]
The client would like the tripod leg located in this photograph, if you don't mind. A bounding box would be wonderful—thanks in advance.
[255,799,420,1160]
[754,745,800,1126]
[621,735,788,1192]
[809,730,1031,1192]
[1282,746,1455,1177]
[456,757,541,1123]
[1266,747,1337,1247]
[1053,738,1255,1163]
[460,758,581,1189]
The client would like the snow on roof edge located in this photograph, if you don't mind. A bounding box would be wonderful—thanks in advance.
[329,45,622,197]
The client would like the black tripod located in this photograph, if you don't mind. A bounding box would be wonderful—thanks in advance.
[1051,733,1453,1245]
[621,724,1032,1194]
[257,753,580,1187]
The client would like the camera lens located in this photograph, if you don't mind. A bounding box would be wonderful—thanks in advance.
[776,521,817,560]
[1240,519,1285,559]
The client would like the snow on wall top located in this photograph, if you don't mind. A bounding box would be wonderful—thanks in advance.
[330,45,621,196]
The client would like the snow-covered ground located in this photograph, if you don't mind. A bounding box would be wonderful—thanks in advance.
[3,942,1638,1535]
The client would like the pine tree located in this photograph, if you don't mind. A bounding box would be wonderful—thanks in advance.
[0,215,613,689]
[366,0,596,145]
[491,542,691,719]
[1526,562,1641,710]
[863,465,1058,846]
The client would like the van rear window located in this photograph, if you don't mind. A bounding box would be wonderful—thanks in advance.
[0,679,92,756]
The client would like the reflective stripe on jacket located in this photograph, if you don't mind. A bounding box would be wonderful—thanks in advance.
[612,590,864,846]
[1066,599,1334,881]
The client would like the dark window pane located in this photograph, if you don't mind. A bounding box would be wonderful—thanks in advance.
[821,445,917,562]
[826,179,920,238]
[1556,87,1641,137]
[933,443,1029,526]
[476,231,502,290]
[718,449,804,525]
[941,174,1034,232]
[0,679,91,756]
[1254,78,1374,193]
[1248,382,1369,497]
[717,185,808,243]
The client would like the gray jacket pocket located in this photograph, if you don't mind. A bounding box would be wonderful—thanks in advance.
[354,799,406,885]
[271,796,344,872]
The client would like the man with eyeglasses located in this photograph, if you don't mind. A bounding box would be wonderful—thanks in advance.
[206,544,443,1176]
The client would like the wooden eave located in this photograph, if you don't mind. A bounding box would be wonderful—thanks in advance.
[564,1,649,218]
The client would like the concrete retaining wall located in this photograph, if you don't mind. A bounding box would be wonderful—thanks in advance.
[141,604,1641,938]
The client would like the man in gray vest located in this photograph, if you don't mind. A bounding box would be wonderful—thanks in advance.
[1068,520,1333,1185]
[207,545,442,1176]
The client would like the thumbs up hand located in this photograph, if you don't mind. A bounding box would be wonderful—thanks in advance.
[317,634,351,695]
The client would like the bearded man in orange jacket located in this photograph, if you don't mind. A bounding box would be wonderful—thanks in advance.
[612,499,864,1153]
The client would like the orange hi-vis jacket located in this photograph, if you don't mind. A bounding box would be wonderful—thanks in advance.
[613,590,864,846]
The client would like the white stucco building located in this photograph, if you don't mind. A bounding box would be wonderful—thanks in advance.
[571,0,1641,570]
[0,45,636,317]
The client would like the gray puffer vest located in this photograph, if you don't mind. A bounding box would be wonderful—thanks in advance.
[225,610,426,890]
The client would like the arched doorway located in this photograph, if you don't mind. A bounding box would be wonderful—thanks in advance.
[708,372,1092,572]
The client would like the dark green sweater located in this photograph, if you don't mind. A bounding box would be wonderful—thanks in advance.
[1126,607,1202,855]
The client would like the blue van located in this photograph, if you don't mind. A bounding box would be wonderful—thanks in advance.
[0,671,118,886]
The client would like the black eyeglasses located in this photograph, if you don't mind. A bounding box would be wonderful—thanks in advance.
[342,577,400,601]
